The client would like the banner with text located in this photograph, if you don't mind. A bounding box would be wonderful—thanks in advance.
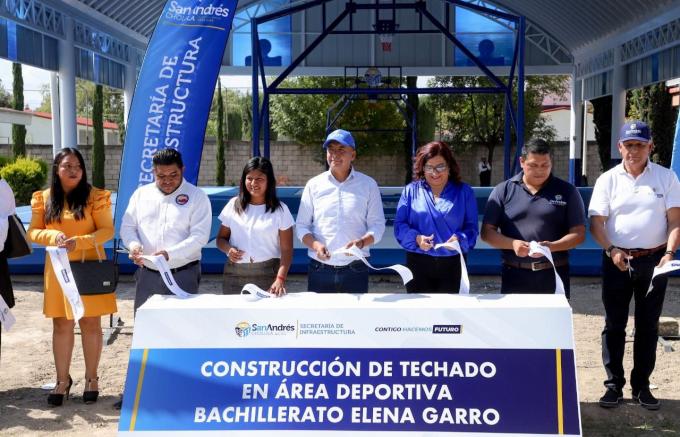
[114,0,238,231]
[119,293,581,436]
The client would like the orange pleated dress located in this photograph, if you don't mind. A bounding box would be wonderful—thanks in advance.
[28,188,118,319]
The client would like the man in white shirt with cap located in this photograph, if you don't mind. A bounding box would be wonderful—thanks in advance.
[296,129,386,293]
[120,148,212,311]
[590,120,680,410]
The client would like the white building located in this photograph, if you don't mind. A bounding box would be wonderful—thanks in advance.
[541,105,596,143]
[0,108,120,146]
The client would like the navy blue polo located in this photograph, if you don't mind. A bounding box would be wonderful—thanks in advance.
[483,172,586,263]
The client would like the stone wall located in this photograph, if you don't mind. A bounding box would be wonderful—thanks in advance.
[0,140,606,190]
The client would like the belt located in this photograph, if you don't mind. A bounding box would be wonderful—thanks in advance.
[616,244,665,258]
[503,258,568,271]
[311,259,364,270]
[143,260,199,274]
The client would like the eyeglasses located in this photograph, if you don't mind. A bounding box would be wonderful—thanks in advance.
[423,164,448,175]
[59,164,82,172]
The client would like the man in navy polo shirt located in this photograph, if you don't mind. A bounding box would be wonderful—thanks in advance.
[481,138,586,298]
[590,121,680,410]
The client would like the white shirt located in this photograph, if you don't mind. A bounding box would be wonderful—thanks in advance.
[218,197,294,263]
[0,179,16,252]
[120,179,212,269]
[296,168,386,266]
[478,161,491,173]
[589,161,680,249]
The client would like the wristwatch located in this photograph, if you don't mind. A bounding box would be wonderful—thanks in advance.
[665,250,675,257]
[605,245,616,257]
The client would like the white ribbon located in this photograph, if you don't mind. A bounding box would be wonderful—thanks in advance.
[647,260,680,295]
[46,247,85,321]
[528,241,565,295]
[433,241,470,295]
[0,295,16,331]
[140,255,193,298]
[241,283,278,300]
[331,245,413,285]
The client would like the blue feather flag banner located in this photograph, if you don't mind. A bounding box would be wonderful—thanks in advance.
[114,0,238,231]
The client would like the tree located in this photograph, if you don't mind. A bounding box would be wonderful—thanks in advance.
[36,83,52,112]
[226,111,243,140]
[92,84,105,188]
[238,92,278,143]
[241,93,253,141]
[270,76,404,158]
[428,75,567,172]
[11,63,26,158]
[205,86,248,140]
[0,79,12,108]
[591,95,612,171]
[216,77,226,186]
[417,99,436,144]
[628,84,678,167]
[402,76,419,183]
[36,79,125,143]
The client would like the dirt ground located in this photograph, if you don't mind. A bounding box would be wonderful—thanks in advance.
[1,274,679,436]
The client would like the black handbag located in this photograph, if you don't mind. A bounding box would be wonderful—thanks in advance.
[5,214,32,259]
[70,237,118,295]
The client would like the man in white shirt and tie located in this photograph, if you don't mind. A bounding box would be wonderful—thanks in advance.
[120,148,212,311]
[296,129,386,293]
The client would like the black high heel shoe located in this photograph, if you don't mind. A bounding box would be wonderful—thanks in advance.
[83,376,99,404]
[47,376,73,406]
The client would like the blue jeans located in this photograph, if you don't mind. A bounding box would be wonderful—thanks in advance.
[307,259,369,293]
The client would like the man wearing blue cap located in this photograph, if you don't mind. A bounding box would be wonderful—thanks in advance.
[590,121,680,410]
[296,129,386,292]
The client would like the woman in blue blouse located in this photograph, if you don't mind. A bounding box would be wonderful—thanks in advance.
[395,141,478,293]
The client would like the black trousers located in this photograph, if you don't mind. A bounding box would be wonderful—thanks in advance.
[501,263,571,299]
[406,251,462,293]
[134,263,201,313]
[601,251,667,392]
[0,250,15,361]
[479,170,491,187]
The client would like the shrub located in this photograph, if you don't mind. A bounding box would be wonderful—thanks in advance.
[0,155,12,169]
[0,157,48,205]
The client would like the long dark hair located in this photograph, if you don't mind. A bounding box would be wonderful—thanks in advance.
[235,157,281,215]
[45,148,91,224]
[413,141,462,184]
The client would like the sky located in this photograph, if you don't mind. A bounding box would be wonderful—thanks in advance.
[0,58,51,109]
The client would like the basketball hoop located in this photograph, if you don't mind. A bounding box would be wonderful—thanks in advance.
[379,33,393,52]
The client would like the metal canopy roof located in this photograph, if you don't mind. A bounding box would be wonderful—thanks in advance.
[70,0,678,54]
[66,0,167,43]
[491,0,679,53]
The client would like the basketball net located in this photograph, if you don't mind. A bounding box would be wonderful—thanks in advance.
[379,34,393,52]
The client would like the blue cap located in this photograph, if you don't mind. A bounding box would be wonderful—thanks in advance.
[619,121,651,143]
[323,129,356,149]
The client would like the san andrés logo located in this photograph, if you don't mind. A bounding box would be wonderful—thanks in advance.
[235,321,251,338]
[167,1,231,20]
[235,321,295,337]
